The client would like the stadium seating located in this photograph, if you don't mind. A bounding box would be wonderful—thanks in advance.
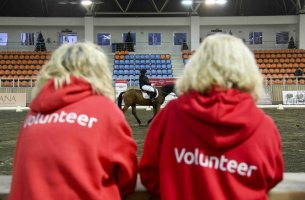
[254,49,305,85]
[0,50,52,87]
[112,53,174,86]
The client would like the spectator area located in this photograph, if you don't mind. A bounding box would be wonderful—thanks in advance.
[0,51,51,87]
[254,49,305,84]
[112,51,174,87]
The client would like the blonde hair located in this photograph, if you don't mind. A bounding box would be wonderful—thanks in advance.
[32,42,115,101]
[176,33,264,101]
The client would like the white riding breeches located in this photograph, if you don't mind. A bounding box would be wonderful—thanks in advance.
[142,85,155,92]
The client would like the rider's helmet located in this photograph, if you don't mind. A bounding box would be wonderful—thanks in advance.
[140,68,147,75]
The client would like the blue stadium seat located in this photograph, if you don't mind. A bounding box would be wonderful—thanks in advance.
[118,75,123,79]
[166,60,171,64]
[113,65,119,70]
[162,75,168,78]
[145,64,150,70]
[161,64,167,69]
[151,70,157,75]
[140,60,145,64]
[156,54,161,59]
[145,54,150,59]
[135,75,139,79]
[135,60,140,64]
[162,69,167,75]
[125,55,130,60]
[113,70,119,75]
[135,65,141,70]
[161,60,166,64]
[118,70,124,75]
[124,65,129,70]
[156,60,161,64]
[140,55,145,59]
[167,69,173,75]
[150,54,156,59]
[146,70,151,75]
[151,60,156,64]
[129,54,135,60]
[124,70,129,75]
[113,75,118,79]
[114,60,119,64]
[156,65,161,70]
[135,70,140,75]
[145,60,150,64]
[167,64,172,69]
[119,60,124,64]
[135,54,141,59]
[125,60,130,64]
[130,70,135,75]
[129,60,135,64]
[130,75,135,80]
[157,75,162,78]
[123,75,129,79]
[157,70,162,75]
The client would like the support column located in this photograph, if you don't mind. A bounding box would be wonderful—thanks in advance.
[190,16,200,51]
[84,16,94,43]
[298,14,305,49]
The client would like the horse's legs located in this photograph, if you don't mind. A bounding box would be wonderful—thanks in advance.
[147,104,161,124]
[131,105,142,125]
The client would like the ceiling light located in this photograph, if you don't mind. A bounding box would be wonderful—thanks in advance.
[182,0,193,5]
[205,0,227,5]
[217,0,227,5]
[81,0,92,6]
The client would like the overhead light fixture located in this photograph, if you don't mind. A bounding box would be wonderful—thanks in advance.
[205,0,227,5]
[81,0,92,6]
[182,0,193,5]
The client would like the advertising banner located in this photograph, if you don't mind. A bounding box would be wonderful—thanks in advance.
[149,78,176,86]
[0,93,26,107]
[115,80,128,98]
[282,91,305,105]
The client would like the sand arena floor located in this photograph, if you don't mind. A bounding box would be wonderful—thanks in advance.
[0,108,304,175]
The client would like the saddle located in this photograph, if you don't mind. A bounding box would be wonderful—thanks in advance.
[142,88,159,99]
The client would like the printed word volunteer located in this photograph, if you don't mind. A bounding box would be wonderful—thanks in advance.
[175,148,257,177]
[24,111,98,128]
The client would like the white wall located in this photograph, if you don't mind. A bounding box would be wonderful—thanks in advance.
[0,16,301,53]
[200,24,297,49]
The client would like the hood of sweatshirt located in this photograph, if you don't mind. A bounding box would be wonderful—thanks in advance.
[30,76,93,113]
[175,89,264,150]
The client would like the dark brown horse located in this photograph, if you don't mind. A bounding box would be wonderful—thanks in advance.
[117,84,175,125]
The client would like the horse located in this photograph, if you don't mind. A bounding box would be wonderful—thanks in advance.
[117,84,175,125]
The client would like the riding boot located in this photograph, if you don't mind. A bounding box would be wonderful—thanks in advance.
[149,93,156,107]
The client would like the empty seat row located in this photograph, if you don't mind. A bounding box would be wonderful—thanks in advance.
[0,50,52,55]
[0,65,42,70]
[115,54,171,60]
[114,59,171,65]
[113,74,173,80]
[253,49,305,54]
[113,69,173,76]
[0,54,50,60]
[255,53,305,59]
[0,60,47,65]
[113,64,172,70]
[258,63,305,69]
[257,58,305,64]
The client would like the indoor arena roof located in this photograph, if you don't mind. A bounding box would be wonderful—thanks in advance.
[0,0,305,18]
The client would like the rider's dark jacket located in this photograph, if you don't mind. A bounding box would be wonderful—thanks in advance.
[139,75,151,89]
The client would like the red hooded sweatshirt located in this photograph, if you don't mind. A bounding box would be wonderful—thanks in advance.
[139,89,283,200]
[9,77,138,200]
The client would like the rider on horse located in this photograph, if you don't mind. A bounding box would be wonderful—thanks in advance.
[139,69,156,105]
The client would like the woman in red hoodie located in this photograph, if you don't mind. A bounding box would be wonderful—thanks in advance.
[9,42,138,200]
[139,34,284,200]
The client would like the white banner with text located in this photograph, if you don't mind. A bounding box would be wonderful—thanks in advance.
[0,93,26,107]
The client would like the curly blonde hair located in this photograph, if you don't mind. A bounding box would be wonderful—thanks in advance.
[176,33,263,101]
[32,42,115,101]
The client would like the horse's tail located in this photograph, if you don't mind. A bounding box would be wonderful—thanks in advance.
[117,91,126,109]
